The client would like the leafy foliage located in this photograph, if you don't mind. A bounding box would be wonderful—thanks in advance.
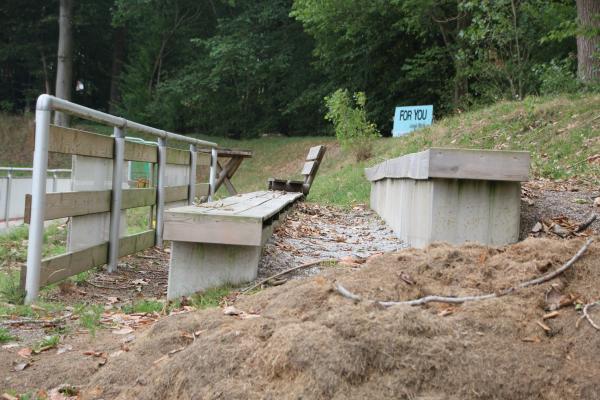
[0,0,594,136]
[325,89,379,161]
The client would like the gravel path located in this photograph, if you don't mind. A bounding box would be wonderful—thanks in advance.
[520,181,599,239]
[257,202,404,282]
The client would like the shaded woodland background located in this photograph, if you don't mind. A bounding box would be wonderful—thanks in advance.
[0,0,598,137]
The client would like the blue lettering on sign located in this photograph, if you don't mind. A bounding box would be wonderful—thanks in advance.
[392,105,434,137]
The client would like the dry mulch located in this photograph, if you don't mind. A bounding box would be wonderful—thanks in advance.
[3,237,598,399]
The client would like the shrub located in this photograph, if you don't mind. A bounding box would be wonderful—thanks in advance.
[533,58,580,95]
[324,89,380,161]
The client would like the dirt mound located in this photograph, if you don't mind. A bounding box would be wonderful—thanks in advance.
[76,237,600,400]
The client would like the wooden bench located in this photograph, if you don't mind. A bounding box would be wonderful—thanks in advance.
[163,190,302,299]
[267,145,326,195]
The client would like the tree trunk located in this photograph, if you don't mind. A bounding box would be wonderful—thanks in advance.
[576,0,600,83]
[109,27,126,114]
[54,0,74,126]
[40,50,51,95]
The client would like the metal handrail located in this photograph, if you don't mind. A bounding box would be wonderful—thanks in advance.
[1,167,73,229]
[37,94,217,148]
[25,94,220,303]
[0,167,71,173]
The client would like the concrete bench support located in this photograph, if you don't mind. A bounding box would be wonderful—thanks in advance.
[168,241,261,299]
[164,190,302,299]
[365,148,529,248]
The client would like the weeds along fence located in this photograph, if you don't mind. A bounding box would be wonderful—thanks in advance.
[1,167,71,227]
[23,94,220,303]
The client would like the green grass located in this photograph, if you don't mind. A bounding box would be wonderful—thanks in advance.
[191,285,232,309]
[122,299,164,314]
[33,334,60,351]
[0,327,16,343]
[0,271,25,304]
[70,270,91,285]
[126,206,152,234]
[0,222,66,265]
[74,304,104,336]
[0,222,67,304]
[0,301,66,319]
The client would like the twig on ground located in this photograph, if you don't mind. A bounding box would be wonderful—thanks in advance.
[583,302,600,330]
[0,313,73,326]
[575,214,597,233]
[243,258,338,293]
[335,238,593,307]
[86,281,136,290]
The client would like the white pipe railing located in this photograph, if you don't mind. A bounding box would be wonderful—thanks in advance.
[25,94,219,303]
[1,167,71,228]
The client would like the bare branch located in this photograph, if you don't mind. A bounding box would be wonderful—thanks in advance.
[243,259,338,293]
[335,238,594,307]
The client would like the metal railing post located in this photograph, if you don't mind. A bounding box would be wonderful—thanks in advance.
[148,162,155,230]
[4,170,12,228]
[25,107,51,304]
[156,138,167,248]
[188,144,197,205]
[108,126,125,273]
[52,171,58,192]
[209,148,218,202]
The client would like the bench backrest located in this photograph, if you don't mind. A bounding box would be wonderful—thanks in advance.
[301,145,326,189]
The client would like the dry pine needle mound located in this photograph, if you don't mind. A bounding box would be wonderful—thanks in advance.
[82,237,600,400]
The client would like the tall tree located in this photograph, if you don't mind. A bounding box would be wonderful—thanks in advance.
[109,27,127,113]
[576,0,600,82]
[54,0,74,126]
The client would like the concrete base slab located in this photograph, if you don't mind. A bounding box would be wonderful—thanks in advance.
[370,178,521,248]
[167,241,261,299]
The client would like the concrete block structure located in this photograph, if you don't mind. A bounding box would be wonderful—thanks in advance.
[163,190,302,299]
[365,148,530,248]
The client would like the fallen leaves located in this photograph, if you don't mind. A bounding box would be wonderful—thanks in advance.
[83,350,108,367]
[521,336,541,343]
[13,361,30,372]
[530,214,595,239]
[223,306,260,320]
[17,347,32,358]
[545,287,577,312]
[398,272,416,285]
[111,327,134,335]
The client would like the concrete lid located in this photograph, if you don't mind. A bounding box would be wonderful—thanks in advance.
[364,148,530,182]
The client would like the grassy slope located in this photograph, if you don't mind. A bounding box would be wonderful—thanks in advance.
[1,93,598,207]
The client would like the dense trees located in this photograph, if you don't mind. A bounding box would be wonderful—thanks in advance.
[0,0,596,136]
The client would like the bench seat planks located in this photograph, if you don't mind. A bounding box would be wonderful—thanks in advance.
[163,191,302,246]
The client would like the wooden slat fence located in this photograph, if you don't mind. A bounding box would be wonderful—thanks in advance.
[22,124,219,288]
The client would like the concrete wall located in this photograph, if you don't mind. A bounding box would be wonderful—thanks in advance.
[68,155,128,252]
[165,164,190,210]
[370,178,521,248]
[0,177,71,222]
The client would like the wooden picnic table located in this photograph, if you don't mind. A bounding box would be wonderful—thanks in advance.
[198,147,252,196]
